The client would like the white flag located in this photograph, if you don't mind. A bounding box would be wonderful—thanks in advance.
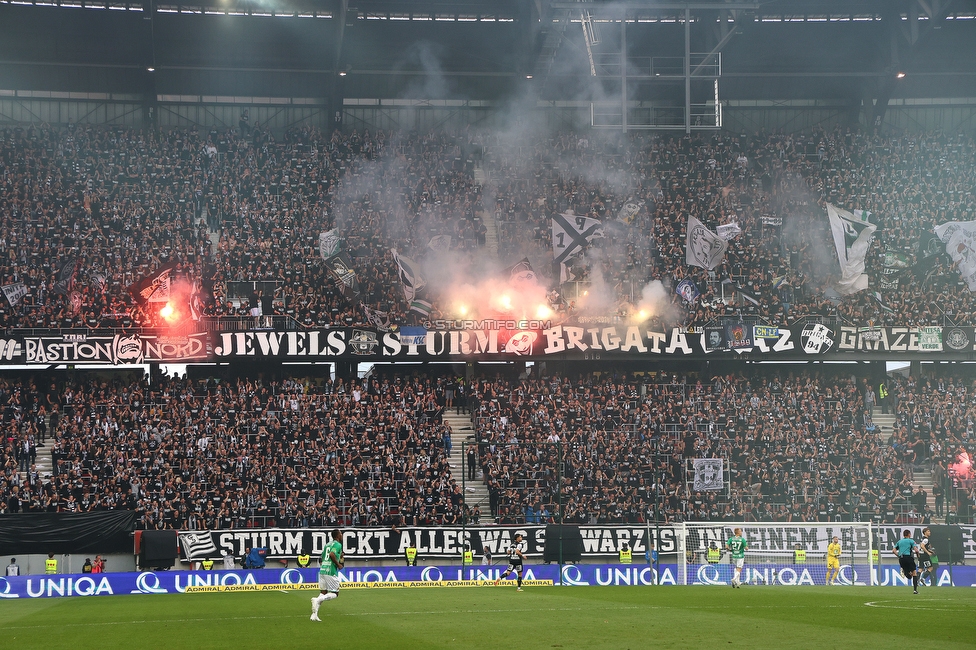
[934,221,976,291]
[826,203,877,295]
[685,215,728,270]
[551,211,604,264]
[427,235,453,254]
[319,229,341,260]
[391,249,427,302]
[716,222,741,241]
[692,458,724,491]
[616,200,643,224]
[179,532,219,561]
[1,282,27,307]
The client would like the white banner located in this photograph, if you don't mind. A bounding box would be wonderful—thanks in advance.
[693,458,725,491]
[826,203,877,295]
[934,221,976,291]
[716,222,741,241]
[1,282,27,307]
[685,216,728,270]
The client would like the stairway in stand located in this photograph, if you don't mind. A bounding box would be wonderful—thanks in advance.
[443,411,492,523]
[20,420,55,490]
[872,408,940,518]
[912,467,938,514]
[871,406,897,443]
[474,164,499,257]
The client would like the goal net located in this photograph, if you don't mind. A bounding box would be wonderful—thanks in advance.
[676,522,874,586]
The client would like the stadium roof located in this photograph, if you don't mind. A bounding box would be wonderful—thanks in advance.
[0,0,974,102]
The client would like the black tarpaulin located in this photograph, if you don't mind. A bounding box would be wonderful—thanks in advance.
[0,511,137,555]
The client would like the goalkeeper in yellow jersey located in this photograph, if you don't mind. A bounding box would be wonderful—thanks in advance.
[825,536,842,585]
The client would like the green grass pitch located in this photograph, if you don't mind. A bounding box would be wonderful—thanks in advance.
[1,585,974,649]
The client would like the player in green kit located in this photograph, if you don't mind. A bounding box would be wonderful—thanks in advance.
[311,529,344,621]
[726,527,748,588]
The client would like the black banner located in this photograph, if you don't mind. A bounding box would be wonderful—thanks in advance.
[0,323,973,365]
[177,524,976,561]
[12,332,211,365]
[210,322,839,361]
[0,511,138,555]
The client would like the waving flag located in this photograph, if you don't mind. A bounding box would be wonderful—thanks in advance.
[935,221,976,291]
[127,262,177,306]
[323,252,361,300]
[551,212,604,264]
[685,216,727,270]
[826,203,877,295]
[391,249,427,302]
[319,229,342,260]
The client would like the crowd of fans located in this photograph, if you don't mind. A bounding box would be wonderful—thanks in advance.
[2,367,972,528]
[1,372,464,529]
[0,122,974,332]
[473,369,951,526]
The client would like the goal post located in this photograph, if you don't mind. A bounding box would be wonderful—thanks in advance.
[676,522,874,586]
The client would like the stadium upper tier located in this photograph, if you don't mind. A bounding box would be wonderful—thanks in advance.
[0,123,973,333]
[1,369,969,528]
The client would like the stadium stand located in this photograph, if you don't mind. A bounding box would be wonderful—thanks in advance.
[1,124,974,331]
[2,368,971,529]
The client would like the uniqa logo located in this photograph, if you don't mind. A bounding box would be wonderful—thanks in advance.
[131,572,168,594]
[280,569,305,585]
[419,567,443,582]
[0,577,19,598]
[560,565,590,586]
[696,564,726,585]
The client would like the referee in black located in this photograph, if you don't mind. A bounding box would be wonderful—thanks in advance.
[892,529,920,594]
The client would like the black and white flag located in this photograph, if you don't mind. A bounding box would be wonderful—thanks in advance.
[616,200,644,224]
[692,458,724,491]
[391,249,427,302]
[427,235,453,254]
[504,258,538,289]
[319,229,342,260]
[323,251,361,300]
[826,203,877,295]
[716,222,741,241]
[127,262,177,306]
[685,216,728,270]
[551,212,604,264]
[179,531,219,561]
[361,305,391,331]
[53,258,78,296]
[935,220,976,292]
[1,282,27,307]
